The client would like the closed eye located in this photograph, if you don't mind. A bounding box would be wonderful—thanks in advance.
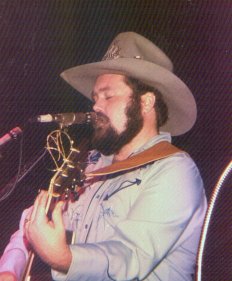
[105,96,113,100]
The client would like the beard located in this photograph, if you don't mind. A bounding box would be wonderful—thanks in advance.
[91,95,143,156]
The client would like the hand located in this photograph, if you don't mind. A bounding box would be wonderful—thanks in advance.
[0,272,17,281]
[24,190,72,273]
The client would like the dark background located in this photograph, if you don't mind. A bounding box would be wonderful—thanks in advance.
[0,1,231,280]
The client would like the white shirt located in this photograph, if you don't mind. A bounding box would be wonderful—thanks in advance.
[0,133,207,281]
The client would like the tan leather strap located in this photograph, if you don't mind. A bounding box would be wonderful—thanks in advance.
[86,141,183,177]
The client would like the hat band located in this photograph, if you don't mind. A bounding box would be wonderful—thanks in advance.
[102,40,142,61]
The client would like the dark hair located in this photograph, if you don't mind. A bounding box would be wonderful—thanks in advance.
[124,76,169,129]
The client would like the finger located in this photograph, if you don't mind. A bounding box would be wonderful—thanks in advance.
[22,206,33,226]
[0,271,17,281]
[23,216,31,241]
[23,206,35,240]
[34,190,49,224]
[52,201,65,231]
[30,190,46,222]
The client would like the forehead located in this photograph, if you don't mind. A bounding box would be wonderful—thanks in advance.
[93,74,127,91]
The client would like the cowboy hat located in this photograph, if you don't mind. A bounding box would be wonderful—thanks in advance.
[60,32,196,136]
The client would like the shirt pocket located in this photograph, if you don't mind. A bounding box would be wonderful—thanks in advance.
[97,176,142,238]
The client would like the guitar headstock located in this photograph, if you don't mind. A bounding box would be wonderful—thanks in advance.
[46,129,86,201]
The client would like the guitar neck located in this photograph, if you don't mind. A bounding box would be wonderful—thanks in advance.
[21,193,60,281]
[20,251,34,281]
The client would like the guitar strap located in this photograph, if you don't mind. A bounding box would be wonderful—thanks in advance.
[86,141,184,177]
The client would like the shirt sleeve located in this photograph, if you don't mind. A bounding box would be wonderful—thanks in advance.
[52,153,207,281]
[0,207,31,280]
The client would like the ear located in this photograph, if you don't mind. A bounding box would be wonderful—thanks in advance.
[141,92,156,113]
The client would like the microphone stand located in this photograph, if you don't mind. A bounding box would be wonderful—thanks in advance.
[0,149,47,202]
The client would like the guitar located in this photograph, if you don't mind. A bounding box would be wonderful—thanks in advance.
[21,129,85,281]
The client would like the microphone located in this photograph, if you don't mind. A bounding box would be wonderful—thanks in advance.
[30,112,96,127]
[0,127,23,147]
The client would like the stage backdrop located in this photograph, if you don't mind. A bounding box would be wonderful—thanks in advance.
[0,1,231,280]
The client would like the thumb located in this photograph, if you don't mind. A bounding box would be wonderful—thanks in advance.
[52,201,65,231]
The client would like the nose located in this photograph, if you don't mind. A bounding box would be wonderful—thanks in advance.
[93,98,105,113]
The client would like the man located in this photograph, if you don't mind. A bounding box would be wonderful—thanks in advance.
[0,32,207,281]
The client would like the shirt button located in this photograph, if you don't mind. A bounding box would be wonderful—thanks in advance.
[85,224,88,229]
[96,195,100,199]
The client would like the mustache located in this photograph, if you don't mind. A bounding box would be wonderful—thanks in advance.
[92,112,110,127]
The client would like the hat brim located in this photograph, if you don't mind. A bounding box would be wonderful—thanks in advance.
[61,58,197,136]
